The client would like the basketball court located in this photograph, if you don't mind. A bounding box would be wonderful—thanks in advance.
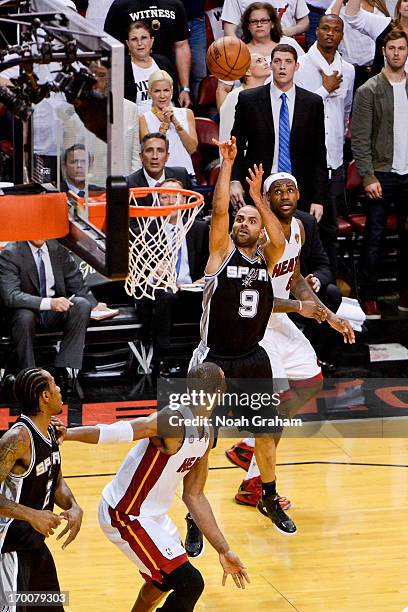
[48,435,408,611]
[1,2,408,611]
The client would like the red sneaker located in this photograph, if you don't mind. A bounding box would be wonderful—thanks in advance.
[362,300,381,320]
[234,477,292,511]
[225,440,254,470]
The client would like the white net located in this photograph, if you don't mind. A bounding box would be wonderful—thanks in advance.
[125,188,204,300]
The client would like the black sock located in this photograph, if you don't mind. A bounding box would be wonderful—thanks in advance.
[262,480,276,499]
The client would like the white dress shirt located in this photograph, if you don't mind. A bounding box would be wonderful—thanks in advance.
[269,82,296,174]
[28,242,55,310]
[295,43,355,169]
[143,169,166,190]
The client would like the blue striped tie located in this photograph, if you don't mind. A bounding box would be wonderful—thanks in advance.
[278,93,292,173]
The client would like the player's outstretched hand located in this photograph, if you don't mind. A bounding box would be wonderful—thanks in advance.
[220,550,250,589]
[51,417,67,445]
[300,301,328,323]
[57,504,83,550]
[328,316,355,343]
[212,136,237,162]
[245,163,264,204]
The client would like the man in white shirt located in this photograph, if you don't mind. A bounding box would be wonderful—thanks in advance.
[295,14,354,276]
[351,30,408,317]
[221,0,310,36]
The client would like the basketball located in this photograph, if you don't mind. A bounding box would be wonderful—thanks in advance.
[206,36,251,81]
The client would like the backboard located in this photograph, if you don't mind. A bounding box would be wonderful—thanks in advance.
[0,0,129,278]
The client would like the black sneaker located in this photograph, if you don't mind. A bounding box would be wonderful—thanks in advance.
[184,513,204,557]
[257,495,297,535]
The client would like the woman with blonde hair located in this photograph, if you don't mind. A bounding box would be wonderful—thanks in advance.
[139,70,198,180]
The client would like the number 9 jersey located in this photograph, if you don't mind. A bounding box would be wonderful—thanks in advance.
[199,247,274,357]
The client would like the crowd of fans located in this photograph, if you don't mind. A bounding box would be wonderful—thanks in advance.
[1,0,408,377]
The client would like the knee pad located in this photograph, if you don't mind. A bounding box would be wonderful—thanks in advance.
[160,562,204,605]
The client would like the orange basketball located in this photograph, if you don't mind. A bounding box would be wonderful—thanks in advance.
[206,36,251,81]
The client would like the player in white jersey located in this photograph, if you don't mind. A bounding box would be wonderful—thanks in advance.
[229,172,355,509]
[55,363,249,612]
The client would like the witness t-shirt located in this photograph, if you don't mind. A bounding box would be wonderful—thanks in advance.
[131,59,159,114]
[104,0,190,58]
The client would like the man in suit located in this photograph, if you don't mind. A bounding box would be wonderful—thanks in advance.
[60,144,101,195]
[128,132,192,196]
[137,178,209,376]
[230,44,328,222]
[0,240,103,374]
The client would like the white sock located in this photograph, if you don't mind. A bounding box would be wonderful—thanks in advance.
[242,437,255,448]
[245,455,260,480]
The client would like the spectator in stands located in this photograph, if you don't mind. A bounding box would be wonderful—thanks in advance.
[139,70,198,182]
[138,178,209,376]
[124,21,177,113]
[305,0,331,49]
[230,44,328,217]
[328,0,390,90]
[219,53,271,143]
[217,3,305,108]
[85,0,114,31]
[0,240,105,379]
[184,1,208,101]
[295,14,354,276]
[351,29,408,318]
[128,132,192,191]
[61,144,99,195]
[344,0,408,75]
[104,0,192,107]
[221,0,310,37]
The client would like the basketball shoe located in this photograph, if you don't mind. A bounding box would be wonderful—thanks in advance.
[234,476,291,510]
[257,495,297,535]
[225,440,254,470]
[184,513,204,558]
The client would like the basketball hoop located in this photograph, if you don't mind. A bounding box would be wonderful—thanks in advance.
[126,186,204,300]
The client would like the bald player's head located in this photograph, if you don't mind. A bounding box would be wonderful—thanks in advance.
[232,205,264,248]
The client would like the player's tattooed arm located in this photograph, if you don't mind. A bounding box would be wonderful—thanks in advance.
[0,427,30,515]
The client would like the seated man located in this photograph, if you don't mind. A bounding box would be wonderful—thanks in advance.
[138,178,209,376]
[128,132,192,197]
[0,239,105,378]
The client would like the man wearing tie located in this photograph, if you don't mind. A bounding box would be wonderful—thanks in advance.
[0,239,102,376]
[230,44,328,221]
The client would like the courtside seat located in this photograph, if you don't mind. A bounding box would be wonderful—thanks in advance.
[337,216,353,237]
[196,76,218,119]
[348,214,398,234]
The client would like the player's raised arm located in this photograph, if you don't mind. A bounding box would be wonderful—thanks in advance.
[246,164,285,271]
[206,138,237,275]
[182,440,250,590]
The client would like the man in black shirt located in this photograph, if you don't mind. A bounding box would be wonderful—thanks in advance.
[104,0,192,106]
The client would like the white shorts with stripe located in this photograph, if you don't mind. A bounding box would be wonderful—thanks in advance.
[98,497,188,584]
[260,314,321,388]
